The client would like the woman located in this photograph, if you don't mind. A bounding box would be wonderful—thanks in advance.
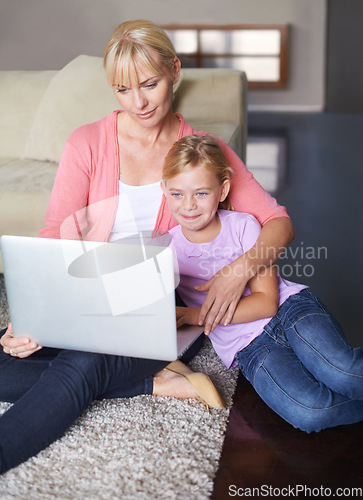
[0,20,294,473]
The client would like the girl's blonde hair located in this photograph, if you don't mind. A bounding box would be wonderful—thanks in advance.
[104,20,177,87]
[163,135,234,210]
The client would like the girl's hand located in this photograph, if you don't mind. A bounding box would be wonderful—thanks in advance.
[195,259,251,335]
[176,306,202,329]
[0,323,42,358]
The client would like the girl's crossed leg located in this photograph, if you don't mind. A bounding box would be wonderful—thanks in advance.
[237,290,363,432]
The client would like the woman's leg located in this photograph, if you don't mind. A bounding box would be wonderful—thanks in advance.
[0,328,62,402]
[271,289,363,400]
[0,326,166,404]
[0,323,203,474]
[0,323,204,403]
[0,348,168,474]
[94,333,204,399]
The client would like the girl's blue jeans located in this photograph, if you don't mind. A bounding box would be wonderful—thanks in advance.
[237,289,363,433]
[0,330,203,474]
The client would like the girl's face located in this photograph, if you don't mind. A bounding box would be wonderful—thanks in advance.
[161,165,230,242]
[112,53,180,129]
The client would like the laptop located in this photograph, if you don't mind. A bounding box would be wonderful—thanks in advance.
[0,235,203,361]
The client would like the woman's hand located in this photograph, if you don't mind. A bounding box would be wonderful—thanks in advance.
[196,217,295,335]
[176,306,201,329]
[0,323,42,358]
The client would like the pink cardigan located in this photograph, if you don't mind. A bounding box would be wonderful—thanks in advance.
[39,111,288,240]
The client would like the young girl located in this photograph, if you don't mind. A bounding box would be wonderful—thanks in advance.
[161,134,363,433]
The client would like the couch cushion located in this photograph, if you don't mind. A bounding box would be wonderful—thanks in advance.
[188,120,241,153]
[0,158,57,193]
[173,68,244,124]
[0,158,57,238]
[23,55,120,163]
[0,70,55,158]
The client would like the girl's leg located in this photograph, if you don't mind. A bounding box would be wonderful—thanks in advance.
[271,289,363,400]
[237,331,363,433]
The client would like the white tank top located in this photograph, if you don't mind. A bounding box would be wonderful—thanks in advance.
[108,180,163,242]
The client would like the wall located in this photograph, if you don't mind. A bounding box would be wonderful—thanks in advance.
[0,0,327,111]
[326,0,363,113]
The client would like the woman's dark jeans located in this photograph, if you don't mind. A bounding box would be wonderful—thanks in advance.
[0,328,203,474]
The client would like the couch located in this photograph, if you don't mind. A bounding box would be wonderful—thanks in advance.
[0,55,247,271]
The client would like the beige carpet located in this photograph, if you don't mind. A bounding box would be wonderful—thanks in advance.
[0,276,238,499]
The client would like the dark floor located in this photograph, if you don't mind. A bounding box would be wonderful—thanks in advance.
[212,112,363,497]
[213,375,363,497]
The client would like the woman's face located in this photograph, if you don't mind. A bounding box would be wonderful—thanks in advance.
[113,53,180,129]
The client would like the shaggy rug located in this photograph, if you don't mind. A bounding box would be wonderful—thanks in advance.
[0,275,238,499]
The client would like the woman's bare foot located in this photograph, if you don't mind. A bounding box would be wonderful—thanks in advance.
[153,366,198,399]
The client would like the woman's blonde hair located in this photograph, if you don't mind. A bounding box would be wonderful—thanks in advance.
[104,20,177,87]
[163,135,234,210]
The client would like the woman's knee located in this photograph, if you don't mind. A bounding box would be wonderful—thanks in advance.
[50,350,110,388]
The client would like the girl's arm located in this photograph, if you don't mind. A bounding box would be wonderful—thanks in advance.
[195,138,294,334]
[226,264,279,325]
[196,216,294,334]
[177,265,280,330]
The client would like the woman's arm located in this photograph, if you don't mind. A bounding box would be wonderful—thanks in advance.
[177,265,279,330]
[196,216,294,334]
[38,138,91,240]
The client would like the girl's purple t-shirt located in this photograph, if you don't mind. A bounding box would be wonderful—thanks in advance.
[170,210,307,369]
